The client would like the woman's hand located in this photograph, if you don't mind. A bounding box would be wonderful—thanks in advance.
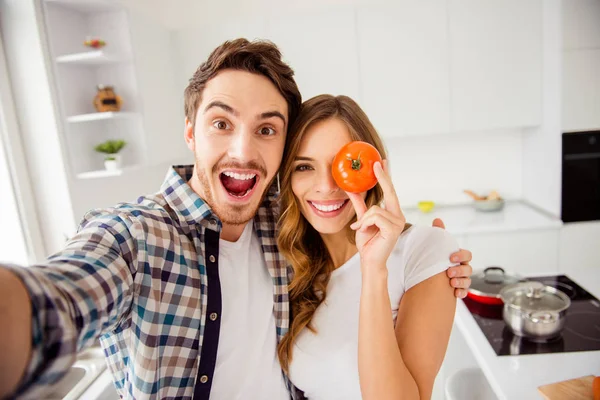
[348,160,405,273]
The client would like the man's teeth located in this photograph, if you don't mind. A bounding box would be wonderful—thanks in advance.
[222,171,256,180]
[310,201,345,212]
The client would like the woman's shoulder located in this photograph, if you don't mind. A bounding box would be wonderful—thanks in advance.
[397,224,458,252]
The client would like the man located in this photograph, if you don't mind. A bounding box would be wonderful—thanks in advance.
[0,39,473,399]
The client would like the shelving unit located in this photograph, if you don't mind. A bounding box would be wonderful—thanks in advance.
[42,0,148,179]
[67,111,139,123]
[56,50,128,65]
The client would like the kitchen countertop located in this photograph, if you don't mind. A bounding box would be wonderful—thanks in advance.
[403,200,562,235]
[454,267,600,400]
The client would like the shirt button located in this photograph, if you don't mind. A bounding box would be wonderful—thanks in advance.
[209,218,217,226]
[209,255,216,263]
[210,312,218,321]
[200,375,209,384]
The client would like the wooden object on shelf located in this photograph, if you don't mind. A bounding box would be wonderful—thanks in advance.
[537,375,595,400]
[93,85,123,112]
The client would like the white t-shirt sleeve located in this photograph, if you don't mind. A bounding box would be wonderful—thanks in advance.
[403,226,460,291]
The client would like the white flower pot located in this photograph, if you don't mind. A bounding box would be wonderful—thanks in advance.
[104,154,121,171]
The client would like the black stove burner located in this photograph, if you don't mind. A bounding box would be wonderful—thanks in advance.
[464,275,600,356]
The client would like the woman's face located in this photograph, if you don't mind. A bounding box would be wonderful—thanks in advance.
[291,118,367,235]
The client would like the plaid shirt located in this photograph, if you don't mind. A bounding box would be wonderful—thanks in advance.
[6,166,302,399]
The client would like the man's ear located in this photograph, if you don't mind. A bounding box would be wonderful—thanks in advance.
[184,117,195,152]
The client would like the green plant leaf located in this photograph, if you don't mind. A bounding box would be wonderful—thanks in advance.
[94,139,126,154]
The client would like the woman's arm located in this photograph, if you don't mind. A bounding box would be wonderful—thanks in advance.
[358,268,455,400]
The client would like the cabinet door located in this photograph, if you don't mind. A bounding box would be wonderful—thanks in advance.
[562,50,600,131]
[464,230,559,275]
[448,0,543,131]
[266,8,360,102]
[356,1,450,137]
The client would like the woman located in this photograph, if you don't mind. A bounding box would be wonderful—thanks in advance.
[277,95,458,400]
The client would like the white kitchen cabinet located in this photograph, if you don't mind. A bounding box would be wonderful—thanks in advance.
[464,229,560,275]
[562,49,600,131]
[448,0,543,132]
[559,221,600,274]
[266,8,360,102]
[356,1,450,137]
[563,0,600,50]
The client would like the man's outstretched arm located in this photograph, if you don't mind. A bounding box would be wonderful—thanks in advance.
[0,210,137,398]
[0,268,32,397]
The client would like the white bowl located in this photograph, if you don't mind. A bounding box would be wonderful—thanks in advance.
[473,199,505,212]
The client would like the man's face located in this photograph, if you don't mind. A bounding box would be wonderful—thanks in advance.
[185,70,288,225]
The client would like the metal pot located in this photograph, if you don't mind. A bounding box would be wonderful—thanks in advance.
[500,281,571,341]
[467,266,526,305]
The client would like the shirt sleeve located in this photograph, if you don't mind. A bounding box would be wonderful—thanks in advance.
[403,226,460,291]
[1,208,138,398]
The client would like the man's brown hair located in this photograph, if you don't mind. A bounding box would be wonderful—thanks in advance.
[184,38,302,129]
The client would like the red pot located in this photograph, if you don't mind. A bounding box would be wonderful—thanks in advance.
[467,266,526,305]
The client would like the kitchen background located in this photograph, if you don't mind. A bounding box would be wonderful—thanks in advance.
[0,0,598,399]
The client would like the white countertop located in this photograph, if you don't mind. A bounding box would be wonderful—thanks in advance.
[403,201,562,235]
[455,268,600,400]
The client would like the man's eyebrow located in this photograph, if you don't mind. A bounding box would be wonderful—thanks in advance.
[294,156,314,161]
[258,111,287,127]
[204,101,239,116]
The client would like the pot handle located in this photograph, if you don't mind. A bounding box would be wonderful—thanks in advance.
[529,311,559,324]
[483,266,505,283]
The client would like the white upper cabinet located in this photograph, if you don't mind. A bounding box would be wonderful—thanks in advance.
[356,1,451,138]
[563,50,600,132]
[448,0,543,132]
[266,8,360,102]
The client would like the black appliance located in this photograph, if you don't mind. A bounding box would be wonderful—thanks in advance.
[562,131,600,222]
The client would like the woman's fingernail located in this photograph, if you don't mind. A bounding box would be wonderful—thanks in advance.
[448,269,456,277]
[451,256,459,262]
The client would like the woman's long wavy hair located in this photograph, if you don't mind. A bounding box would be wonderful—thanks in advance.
[276,95,388,373]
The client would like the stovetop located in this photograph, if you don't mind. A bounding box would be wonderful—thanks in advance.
[463,275,600,356]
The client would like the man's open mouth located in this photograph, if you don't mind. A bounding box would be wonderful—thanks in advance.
[219,171,259,199]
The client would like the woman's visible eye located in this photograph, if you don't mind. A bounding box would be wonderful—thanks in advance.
[259,126,276,136]
[295,164,313,172]
[213,120,230,130]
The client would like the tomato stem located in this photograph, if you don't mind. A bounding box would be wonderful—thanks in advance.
[347,152,362,171]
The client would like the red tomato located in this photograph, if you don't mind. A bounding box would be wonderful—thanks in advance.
[332,141,382,193]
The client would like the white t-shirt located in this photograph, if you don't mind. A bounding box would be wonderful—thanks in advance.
[288,225,459,400]
[209,221,289,400]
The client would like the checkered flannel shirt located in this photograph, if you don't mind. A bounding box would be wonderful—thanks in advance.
[5,165,304,399]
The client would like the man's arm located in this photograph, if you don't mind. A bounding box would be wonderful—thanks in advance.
[0,210,137,398]
[432,218,473,298]
[0,268,32,397]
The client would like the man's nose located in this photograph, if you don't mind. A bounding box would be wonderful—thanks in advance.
[228,128,258,163]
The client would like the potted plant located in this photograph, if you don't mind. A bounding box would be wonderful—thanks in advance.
[94,139,126,171]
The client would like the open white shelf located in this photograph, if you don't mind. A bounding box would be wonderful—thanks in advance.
[44,0,122,13]
[56,50,127,65]
[67,111,139,123]
[76,164,141,180]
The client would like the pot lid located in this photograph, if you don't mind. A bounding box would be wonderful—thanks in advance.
[469,267,525,298]
[500,281,571,312]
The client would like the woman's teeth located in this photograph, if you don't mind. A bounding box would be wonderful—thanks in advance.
[310,201,345,212]
[222,171,256,180]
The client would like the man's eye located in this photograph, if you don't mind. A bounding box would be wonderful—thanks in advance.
[213,120,229,130]
[259,127,276,136]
